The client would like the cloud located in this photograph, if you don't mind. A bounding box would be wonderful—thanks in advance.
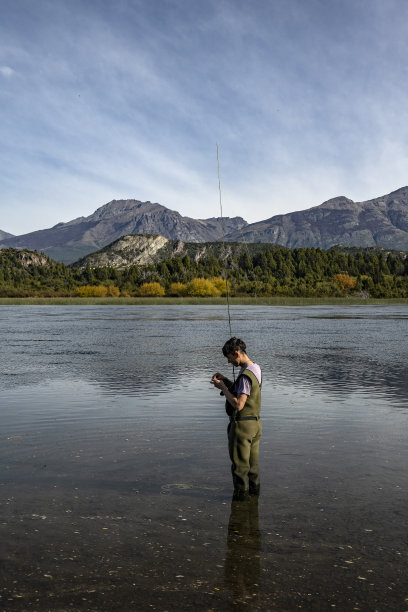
[0,65,15,77]
[1,0,408,234]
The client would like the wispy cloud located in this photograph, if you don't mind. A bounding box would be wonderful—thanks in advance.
[0,65,15,77]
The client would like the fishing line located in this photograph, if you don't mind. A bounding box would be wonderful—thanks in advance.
[216,143,235,383]
[216,142,233,339]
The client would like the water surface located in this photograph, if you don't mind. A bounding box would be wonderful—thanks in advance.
[1,305,408,610]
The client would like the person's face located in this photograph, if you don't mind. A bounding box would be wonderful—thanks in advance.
[226,351,240,367]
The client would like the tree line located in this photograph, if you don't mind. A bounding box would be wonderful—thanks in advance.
[1,246,408,297]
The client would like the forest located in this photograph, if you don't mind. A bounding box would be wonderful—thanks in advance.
[0,246,408,298]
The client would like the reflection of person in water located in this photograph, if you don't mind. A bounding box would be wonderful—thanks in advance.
[224,496,261,604]
[211,337,262,501]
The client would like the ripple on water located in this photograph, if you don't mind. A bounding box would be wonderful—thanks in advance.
[1,305,408,610]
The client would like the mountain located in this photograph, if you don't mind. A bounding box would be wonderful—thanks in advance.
[0,230,14,240]
[72,233,284,269]
[0,199,247,264]
[226,187,408,249]
[2,187,408,261]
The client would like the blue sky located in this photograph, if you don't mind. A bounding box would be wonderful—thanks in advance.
[1,0,408,235]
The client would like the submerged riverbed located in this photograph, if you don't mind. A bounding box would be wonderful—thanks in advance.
[1,305,408,610]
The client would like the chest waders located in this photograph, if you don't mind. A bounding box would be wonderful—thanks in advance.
[226,369,262,500]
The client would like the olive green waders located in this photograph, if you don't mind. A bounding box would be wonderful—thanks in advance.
[226,369,262,497]
[228,418,262,494]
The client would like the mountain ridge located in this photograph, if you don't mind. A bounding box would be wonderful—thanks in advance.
[0,199,247,264]
[226,186,408,249]
[1,187,408,262]
[0,229,14,240]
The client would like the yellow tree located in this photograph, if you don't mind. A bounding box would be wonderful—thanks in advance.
[186,278,221,296]
[333,274,357,292]
[210,276,230,295]
[106,285,120,297]
[138,282,165,297]
[168,282,188,296]
[77,285,108,297]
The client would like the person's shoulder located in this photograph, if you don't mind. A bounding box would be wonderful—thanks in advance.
[243,363,262,385]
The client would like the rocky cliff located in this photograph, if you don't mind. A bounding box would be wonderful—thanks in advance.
[0,199,247,264]
[18,250,49,268]
[225,187,408,249]
[0,248,50,268]
[72,233,282,269]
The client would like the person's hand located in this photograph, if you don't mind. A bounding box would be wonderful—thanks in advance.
[212,372,226,381]
[211,374,225,390]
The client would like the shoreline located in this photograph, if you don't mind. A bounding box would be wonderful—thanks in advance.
[0,296,407,306]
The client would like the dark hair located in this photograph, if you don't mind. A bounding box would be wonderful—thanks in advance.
[222,337,247,357]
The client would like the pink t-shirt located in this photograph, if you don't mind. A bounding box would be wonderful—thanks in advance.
[236,363,262,396]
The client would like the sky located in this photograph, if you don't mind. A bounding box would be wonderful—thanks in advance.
[1,0,408,235]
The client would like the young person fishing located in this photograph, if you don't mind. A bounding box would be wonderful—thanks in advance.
[211,337,262,501]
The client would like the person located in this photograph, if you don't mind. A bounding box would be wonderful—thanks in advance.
[211,337,262,500]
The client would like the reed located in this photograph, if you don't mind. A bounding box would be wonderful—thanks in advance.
[0,297,407,306]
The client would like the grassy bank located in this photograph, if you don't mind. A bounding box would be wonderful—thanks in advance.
[0,296,407,306]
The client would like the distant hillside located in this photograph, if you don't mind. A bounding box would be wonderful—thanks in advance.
[1,245,407,298]
[328,244,408,257]
[0,248,73,296]
[0,199,247,264]
[0,229,14,240]
[226,187,408,250]
[2,186,408,261]
[72,234,284,269]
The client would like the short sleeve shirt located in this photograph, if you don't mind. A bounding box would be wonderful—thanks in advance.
[236,363,262,396]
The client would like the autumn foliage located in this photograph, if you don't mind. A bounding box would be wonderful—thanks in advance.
[333,273,357,292]
[168,282,188,296]
[210,276,230,295]
[137,282,165,296]
[106,285,120,297]
[76,285,108,297]
[185,277,221,296]
[76,284,121,297]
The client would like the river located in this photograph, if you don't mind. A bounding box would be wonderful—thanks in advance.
[1,305,407,610]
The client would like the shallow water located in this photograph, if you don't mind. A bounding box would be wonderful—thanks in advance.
[1,305,408,611]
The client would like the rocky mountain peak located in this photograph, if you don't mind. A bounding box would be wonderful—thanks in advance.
[90,199,164,222]
[224,187,408,250]
[0,198,248,263]
[317,196,355,210]
[381,187,408,210]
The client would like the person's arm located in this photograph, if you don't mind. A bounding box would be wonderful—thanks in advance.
[223,388,248,412]
[211,376,248,411]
